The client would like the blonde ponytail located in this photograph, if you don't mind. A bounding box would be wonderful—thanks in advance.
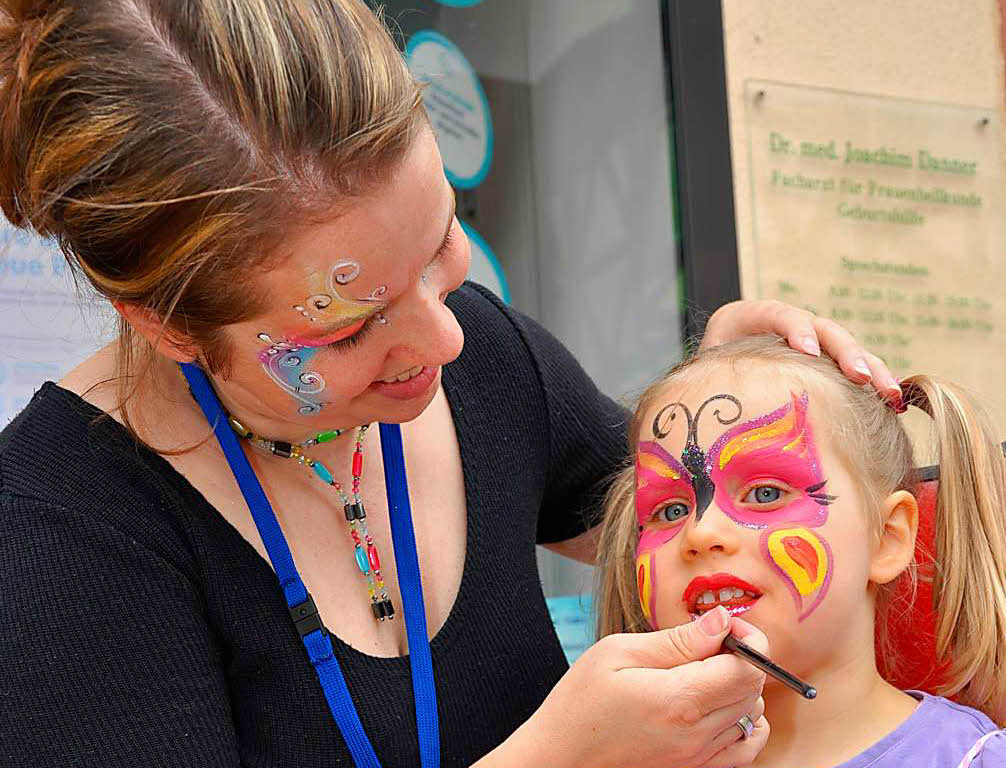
[900,376,1006,722]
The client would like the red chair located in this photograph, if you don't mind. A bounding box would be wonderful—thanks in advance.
[878,467,949,693]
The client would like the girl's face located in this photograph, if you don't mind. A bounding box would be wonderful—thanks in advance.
[634,368,879,681]
[209,125,470,435]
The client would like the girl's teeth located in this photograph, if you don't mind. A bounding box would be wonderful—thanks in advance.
[695,586,759,611]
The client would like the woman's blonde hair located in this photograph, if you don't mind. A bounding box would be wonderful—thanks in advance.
[0,0,424,415]
[597,336,1006,723]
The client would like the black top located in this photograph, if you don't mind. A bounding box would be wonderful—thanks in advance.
[0,284,629,767]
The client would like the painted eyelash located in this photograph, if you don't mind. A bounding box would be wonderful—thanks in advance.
[806,479,838,506]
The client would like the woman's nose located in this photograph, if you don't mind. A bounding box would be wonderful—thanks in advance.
[391,274,465,364]
[679,505,742,560]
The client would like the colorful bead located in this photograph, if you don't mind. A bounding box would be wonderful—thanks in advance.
[271,440,294,458]
[380,599,395,620]
[354,546,370,574]
[228,417,252,438]
[311,461,334,485]
[230,418,394,622]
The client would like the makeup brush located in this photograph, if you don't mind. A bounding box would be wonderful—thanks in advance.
[722,634,818,700]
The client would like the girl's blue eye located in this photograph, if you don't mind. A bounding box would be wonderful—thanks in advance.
[744,485,782,504]
[654,502,690,523]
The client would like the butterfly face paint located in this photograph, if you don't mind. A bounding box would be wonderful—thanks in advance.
[707,393,836,529]
[640,391,837,622]
[636,551,658,626]
[636,441,693,553]
[762,527,833,620]
[635,441,693,626]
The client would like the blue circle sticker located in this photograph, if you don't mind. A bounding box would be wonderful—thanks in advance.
[461,221,509,302]
[435,0,484,6]
[406,30,493,189]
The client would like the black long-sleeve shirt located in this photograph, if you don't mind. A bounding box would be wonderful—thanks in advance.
[0,283,629,767]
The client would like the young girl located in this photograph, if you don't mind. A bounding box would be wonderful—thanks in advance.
[597,336,1006,767]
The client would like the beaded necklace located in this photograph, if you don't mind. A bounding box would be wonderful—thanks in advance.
[227,417,395,622]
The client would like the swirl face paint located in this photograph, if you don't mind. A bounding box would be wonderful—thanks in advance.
[636,391,838,624]
[256,333,327,415]
[293,260,388,325]
[255,260,389,415]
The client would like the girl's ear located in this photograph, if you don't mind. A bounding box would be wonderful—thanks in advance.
[114,302,199,363]
[869,490,919,585]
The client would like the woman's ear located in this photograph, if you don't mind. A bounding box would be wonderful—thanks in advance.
[870,490,919,585]
[114,302,199,363]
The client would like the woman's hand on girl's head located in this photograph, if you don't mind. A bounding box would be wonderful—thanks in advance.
[507,607,769,768]
[702,299,902,404]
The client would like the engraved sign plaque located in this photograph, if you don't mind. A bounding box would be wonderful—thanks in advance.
[744,80,1005,431]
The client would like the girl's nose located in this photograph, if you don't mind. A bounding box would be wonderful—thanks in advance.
[679,504,742,560]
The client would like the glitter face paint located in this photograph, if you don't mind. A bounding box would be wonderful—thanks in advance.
[637,391,837,623]
[651,394,742,521]
[257,333,326,415]
[293,260,387,325]
[255,260,389,414]
[706,393,836,530]
[636,441,694,553]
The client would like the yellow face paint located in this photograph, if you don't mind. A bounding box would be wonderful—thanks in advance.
[294,261,388,325]
[636,551,657,628]
[762,526,833,620]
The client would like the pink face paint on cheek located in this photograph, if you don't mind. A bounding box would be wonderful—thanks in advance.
[635,441,694,555]
[706,393,831,529]
[760,525,833,621]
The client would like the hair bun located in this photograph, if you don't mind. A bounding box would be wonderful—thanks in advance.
[0,1,66,229]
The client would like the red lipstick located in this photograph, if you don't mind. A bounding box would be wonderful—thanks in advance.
[683,573,762,618]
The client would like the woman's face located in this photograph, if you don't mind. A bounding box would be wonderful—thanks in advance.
[209,126,470,435]
[634,367,879,682]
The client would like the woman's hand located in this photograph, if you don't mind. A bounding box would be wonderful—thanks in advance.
[702,300,902,407]
[492,607,769,768]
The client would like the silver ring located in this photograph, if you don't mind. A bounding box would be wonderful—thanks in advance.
[734,714,755,741]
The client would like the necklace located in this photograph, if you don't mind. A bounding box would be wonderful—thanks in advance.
[227,417,395,622]
[181,362,439,767]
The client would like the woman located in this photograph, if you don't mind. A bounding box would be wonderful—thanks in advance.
[0,1,898,766]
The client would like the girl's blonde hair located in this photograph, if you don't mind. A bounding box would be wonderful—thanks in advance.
[0,0,424,420]
[597,336,1006,723]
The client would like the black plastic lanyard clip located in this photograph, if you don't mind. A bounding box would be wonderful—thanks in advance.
[289,593,326,638]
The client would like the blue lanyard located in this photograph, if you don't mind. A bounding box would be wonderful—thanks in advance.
[180,362,440,768]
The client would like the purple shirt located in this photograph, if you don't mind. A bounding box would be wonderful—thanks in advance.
[836,692,1006,767]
